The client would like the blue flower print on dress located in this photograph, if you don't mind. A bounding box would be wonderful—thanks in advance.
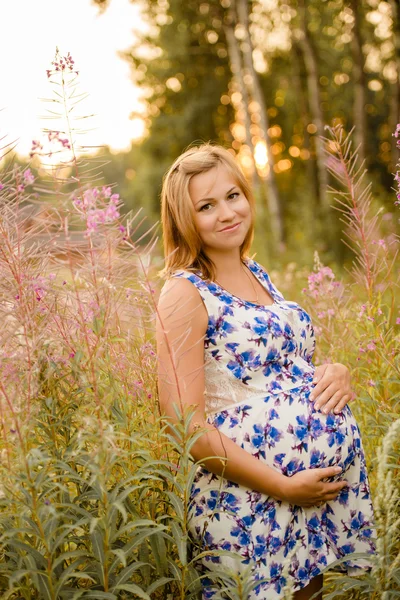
[205,305,236,348]
[171,258,375,599]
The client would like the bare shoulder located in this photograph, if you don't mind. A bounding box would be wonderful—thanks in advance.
[157,276,207,330]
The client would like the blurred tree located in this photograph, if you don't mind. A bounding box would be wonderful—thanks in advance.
[122,0,234,214]
[350,0,367,168]
[91,0,399,264]
[388,0,400,167]
[286,0,329,213]
[93,0,285,245]
[236,0,284,246]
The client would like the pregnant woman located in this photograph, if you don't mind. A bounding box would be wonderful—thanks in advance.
[156,144,375,599]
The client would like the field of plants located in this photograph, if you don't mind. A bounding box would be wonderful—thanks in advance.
[0,49,399,599]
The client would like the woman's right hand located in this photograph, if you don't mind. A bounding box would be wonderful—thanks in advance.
[280,466,348,507]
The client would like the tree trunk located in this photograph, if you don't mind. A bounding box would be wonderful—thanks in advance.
[235,0,285,248]
[292,44,319,232]
[389,0,400,170]
[224,18,257,186]
[350,0,367,167]
[295,0,328,213]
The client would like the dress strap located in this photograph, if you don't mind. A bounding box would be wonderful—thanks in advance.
[245,258,285,302]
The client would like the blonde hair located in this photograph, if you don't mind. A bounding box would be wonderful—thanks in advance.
[159,143,255,281]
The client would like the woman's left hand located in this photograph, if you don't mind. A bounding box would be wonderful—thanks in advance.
[310,363,354,415]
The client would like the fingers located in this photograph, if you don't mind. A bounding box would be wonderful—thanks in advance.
[310,378,330,403]
[315,465,343,480]
[308,482,348,507]
[312,386,352,414]
[310,363,352,413]
[313,383,341,411]
[333,394,351,414]
[324,480,348,495]
[318,481,348,504]
[317,389,343,414]
[301,489,346,508]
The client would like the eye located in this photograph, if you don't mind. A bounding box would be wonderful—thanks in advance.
[228,192,240,200]
[199,203,212,211]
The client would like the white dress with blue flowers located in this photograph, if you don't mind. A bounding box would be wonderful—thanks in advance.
[172,258,375,599]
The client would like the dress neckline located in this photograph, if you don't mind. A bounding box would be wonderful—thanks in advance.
[211,258,280,308]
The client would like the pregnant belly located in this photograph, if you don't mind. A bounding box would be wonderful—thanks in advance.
[206,382,361,478]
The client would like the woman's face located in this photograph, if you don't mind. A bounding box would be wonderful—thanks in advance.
[189,163,252,255]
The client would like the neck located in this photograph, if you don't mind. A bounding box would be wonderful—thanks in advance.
[204,248,245,280]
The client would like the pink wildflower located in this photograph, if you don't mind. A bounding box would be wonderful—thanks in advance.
[47,130,71,149]
[367,380,376,387]
[396,318,400,325]
[105,204,120,221]
[0,183,4,190]
[306,265,337,298]
[372,239,387,250]
[73,186,122,235]
[23,168,35,185]
[327,309,335,317]
[367,341,376,351]
[358,305,367,318]
[82,189,97,208]
[47,49,79,78]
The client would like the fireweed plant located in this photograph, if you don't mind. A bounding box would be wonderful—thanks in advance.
[298,126,400,599]
[0,49,398,599]
[0,49,213,600]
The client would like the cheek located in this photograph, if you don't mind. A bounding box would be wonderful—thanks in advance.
[193,213,215,237]
[239,199,251,218]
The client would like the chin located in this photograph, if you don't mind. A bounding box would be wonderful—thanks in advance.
[213,241,244,252]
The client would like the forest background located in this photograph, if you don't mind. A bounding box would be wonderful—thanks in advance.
[8,0,400,269]
[94,0,399,268]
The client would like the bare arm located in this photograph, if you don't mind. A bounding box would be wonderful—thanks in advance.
[156,277,347,507]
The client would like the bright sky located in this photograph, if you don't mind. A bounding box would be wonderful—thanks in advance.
[0,0,145,156]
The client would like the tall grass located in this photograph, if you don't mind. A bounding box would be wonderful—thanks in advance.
[0,52,398,598]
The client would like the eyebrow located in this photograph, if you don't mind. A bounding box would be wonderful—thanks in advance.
[195,186,238,206]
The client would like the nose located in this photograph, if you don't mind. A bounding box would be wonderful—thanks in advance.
[218,199,236,221]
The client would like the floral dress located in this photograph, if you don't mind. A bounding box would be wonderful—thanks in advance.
[172,258,375,599]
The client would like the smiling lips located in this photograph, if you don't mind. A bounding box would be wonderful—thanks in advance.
[219,222,241,232]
